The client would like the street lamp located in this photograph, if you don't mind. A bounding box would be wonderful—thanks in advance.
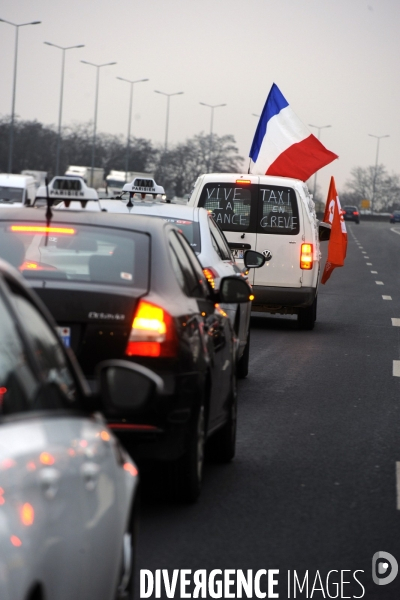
[44,42,85,175]
[199,102,227,172]
[81,60,117,186]
[309,124,331,200]
[368,133,389,213]
[0,18,41,172]
[154,90,184,151]
[116,77,149,182]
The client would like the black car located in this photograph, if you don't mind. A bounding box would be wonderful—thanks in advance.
[0,207,253,501]
[389,210,400,223]
[341,205,360,224]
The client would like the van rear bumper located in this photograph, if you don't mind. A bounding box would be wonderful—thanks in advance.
[252,286,316,311]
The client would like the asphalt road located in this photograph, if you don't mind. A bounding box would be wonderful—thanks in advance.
[135,221,400,599]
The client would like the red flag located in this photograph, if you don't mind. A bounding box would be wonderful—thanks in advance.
[321,177,347,284]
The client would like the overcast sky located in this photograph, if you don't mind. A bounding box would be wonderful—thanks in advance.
[0,0,398,197]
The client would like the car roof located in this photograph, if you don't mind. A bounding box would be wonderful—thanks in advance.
[0,206,173,235]
[98,199,201,221]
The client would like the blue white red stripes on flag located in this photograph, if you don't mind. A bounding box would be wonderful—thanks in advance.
[249,84,338,181]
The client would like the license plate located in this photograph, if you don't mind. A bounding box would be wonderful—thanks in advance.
[56,326,71,347]
[232,249,244,259]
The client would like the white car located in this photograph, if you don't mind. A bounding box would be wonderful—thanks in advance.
[0,259,162,600]
[97,198,265,378]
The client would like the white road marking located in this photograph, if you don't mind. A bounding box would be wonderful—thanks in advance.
[364,256,370,259]
[362,251,367,254]
[397,463,400,509]
[383,295,392,300]
[390,227,400,236]
[366,263,372,265]
[371,271,378,274]
[393,361,400,377]
[359,246,363,248]
[391,319,400,326]
[376,281,384,285]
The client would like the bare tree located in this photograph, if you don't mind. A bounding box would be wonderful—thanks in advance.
[344,165,400,212]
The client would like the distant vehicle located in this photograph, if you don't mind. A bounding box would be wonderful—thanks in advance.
[21,170,47,189]
[105,170,154,197]
[341,205,360,224]
[0,173,36,207]
[0,258,162,600]
[390,211,400,223]
[65,165,104,189]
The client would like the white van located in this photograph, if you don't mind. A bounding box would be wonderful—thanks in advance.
[0,173,37,207]
[188,173,330,330]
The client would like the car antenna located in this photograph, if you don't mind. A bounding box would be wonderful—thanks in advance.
[127,192,134,208]
[44,177,53,247]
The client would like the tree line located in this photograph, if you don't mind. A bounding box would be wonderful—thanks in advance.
[1,116,398,209]
[0,117,243,198]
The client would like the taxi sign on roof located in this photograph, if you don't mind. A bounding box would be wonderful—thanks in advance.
[36,176,98,202]
[122,177,165,196]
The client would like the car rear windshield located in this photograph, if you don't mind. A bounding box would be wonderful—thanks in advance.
[0,187,24,203]
[142,215,201,254]
[0,221,149,288]
[199,183,299,235]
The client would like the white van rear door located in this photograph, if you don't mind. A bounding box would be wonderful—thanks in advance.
[253,184,303,288]
[196,176,259,275]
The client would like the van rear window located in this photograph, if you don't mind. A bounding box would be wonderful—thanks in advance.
[199,183,299,235]
[199,184,251,232]
[257,185,299,235]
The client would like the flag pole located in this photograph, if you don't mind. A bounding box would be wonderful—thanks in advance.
[248,158,251,174]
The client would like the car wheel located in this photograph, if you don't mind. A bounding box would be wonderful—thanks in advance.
[173,400,205,503]
[115,504,138,599]
[237,330,250,379]
[207,374,237,463]
[298,296,317,330]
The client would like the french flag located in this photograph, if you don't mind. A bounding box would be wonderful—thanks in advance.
[249,84,338,181]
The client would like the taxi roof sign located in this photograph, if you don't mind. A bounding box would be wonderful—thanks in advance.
[122,177,165,196]
[35,176,99,203]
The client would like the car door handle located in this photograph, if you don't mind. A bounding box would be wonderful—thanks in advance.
[38,467,61,499]
[81,462,100,491]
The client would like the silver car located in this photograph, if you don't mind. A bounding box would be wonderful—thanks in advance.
[0,259,161,600]
[97,199,265,378]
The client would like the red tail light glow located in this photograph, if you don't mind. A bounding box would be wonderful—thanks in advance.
[353,211,359,216]
[300,243,313,270]
[203,267,218,289]
[10,225,75,235]
[125,300,177,357]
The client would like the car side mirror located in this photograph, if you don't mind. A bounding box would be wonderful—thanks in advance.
[96,360,164,414]
[318,222,331,242]
[218,276,252,304]
[243,250,266,269]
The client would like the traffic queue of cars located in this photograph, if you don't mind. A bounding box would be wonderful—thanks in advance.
[0,174,265,599]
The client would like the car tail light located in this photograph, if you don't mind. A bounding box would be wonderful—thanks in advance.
[353,211,359,216]
[125,299,178,357]
[203,267,218,289]
[300,244,313,270]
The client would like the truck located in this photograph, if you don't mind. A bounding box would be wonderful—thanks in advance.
[105,170,154,197]
[65,166,105,190]
[21,170,47,189]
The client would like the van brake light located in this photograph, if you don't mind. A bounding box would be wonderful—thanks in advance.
[300,243,313,270]
[235,179,251,185]
[125,300,177,357]
[10,225,75,235]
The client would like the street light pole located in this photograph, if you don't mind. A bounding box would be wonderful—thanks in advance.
[368,134,389,213]
[81,60,117,186]
[199,102,226,172]
[0,18,41,173]
[44,42,84,175]
[154,90,184,151]
[116,77,149,181]
[309,124,331,201]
